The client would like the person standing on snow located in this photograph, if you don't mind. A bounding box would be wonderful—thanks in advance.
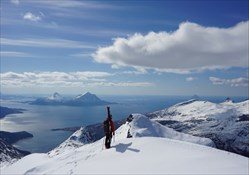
[103,106,115,149]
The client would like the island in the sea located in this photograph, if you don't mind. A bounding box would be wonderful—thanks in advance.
[30,92,115,106]
[0,106,25,119]
[0,131,33,144]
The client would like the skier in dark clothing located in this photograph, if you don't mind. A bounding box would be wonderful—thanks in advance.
[103,106,115,149]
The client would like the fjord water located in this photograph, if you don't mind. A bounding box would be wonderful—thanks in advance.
[0,95,247,153]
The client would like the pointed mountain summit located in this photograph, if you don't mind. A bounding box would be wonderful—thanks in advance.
[70,92,112,106]
[48,92,63,101]
[224,97,233,103]
[191,94,200,100]
[74,92,101,102]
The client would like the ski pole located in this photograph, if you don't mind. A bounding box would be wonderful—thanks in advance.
[102,138,105,150]
[113,134,115,143]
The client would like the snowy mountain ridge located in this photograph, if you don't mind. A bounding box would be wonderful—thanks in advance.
[147,99,249,157]
[115,114,214,147]
[48,127,93,157]
[0,139,30,168]
[48,114,214,158]
[2,114,248,174]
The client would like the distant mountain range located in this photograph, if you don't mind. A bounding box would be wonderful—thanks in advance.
[146,99,249,157]
[30,92,115,106]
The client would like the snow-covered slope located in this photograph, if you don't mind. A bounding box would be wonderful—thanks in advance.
[49,114,213,158]
[48,127,93,157]
[0,139,30,168]
[3,114,248,174]
[49,120,125,157]
[149,99,248,122]
[115,114,214,147]
[147,99,249,157]
[2,134,248,174]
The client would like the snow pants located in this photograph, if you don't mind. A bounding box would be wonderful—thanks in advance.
[105,132,112,149]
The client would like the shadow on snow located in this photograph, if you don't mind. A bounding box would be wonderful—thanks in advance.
[113,142,140,153]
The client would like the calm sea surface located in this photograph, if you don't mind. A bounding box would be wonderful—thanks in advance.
[0,95,247,153]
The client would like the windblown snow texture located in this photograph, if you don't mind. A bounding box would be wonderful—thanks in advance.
[147,99,249,157]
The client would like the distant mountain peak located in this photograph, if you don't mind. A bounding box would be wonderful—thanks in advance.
[224,97,233,103]
[54,92,60,96]
[85,92,92,95]
[191,94,200,100]
[48,92,62,101]
[74,92,100,102]
[75,92,93,98]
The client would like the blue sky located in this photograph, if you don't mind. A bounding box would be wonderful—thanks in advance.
[0,0,248,96]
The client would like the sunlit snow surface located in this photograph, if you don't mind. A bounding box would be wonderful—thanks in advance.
[148,100,249,156]
[2,114,248,174]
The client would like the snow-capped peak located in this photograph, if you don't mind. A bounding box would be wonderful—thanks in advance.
[47,92,62,101]
[75,92,92,98]
[74,92,101,102]
[147,99,249,157]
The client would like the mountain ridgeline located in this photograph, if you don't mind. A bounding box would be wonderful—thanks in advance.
[2,114,248,174]
[0,139,30,165]
[30,92,114,106]
[146,99,249,157]
[0,131,33,167]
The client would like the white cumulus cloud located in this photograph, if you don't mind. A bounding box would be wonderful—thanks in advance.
[23,12,42,22]
[209,77,249,87]
[93,21,248,74]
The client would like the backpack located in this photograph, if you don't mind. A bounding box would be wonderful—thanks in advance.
[103,120,110,134]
